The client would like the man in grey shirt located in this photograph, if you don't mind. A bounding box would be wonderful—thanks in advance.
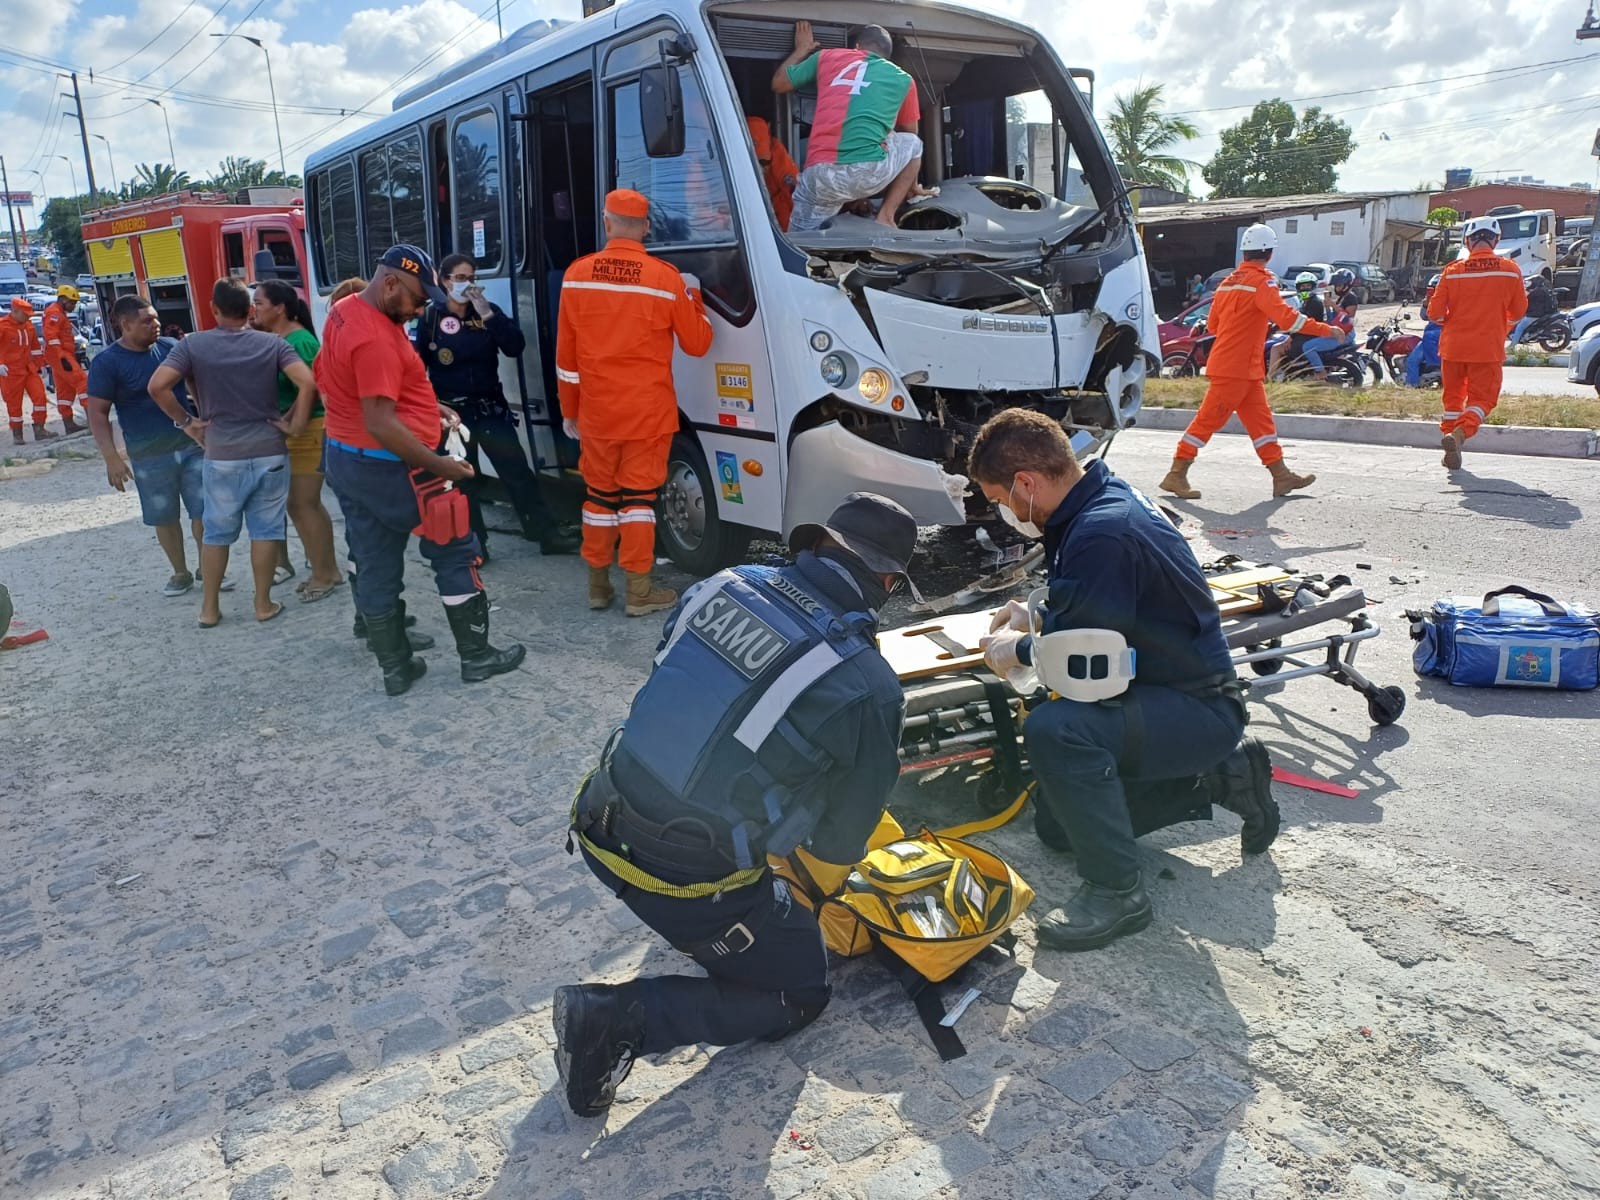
[149,278,315,627]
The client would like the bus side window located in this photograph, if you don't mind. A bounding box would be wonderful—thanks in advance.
[429,121,452,258]
[452,109,503,270]
[309,161,361,287]
[609,68,733,248]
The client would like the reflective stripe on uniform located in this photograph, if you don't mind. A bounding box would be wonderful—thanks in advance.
[733,641,846,751]
[1465,406,1488,420]
[1445,271,1522,282]
[556,367,580,383]
[1287,314,1308,333]
[1252,433,1278,448]
[582,510,619,525]
[562,280,680,302]
[618,509,657,524]
[653,577,719,666]
[1216,284,1257,293]
[1181,433,1208,449]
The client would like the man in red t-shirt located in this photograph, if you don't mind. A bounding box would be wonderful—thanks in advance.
[773,22,928,229]
[318,244,524,696]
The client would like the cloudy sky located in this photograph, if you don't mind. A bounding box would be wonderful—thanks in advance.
[2,0,1596,209]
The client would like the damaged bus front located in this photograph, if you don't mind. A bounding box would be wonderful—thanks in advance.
[702,0,1157,555]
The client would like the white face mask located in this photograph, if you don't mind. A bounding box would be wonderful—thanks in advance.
[449,281,473,302]
[998,480,1042,539]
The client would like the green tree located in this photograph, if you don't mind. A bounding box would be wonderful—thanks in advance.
[39,193,117,276]
[204,157,303,192]
[128,162,193,198]
[1106,82,1199,192]
[1426,206,1460,266]
[1201,100,1355,198]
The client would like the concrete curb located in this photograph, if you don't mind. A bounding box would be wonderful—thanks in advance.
[1132,407,1600,459]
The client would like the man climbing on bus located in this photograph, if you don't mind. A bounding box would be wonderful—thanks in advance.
[556,189,713,617]
[772,21,931,231]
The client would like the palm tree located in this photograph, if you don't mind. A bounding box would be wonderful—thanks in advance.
[1106,82,1199,193]
[208,156,271,192]
[129,162,192,198]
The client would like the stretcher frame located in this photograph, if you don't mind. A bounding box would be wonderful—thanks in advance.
[891,570,1406,800]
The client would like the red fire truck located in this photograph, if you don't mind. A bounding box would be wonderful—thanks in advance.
[79,189,307,333]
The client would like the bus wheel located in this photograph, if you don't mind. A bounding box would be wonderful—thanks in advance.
[657,433,750,575]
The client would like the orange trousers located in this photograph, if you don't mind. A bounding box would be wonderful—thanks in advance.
[51,360,86,419]
[1174,376,1283,466]
[3,371,50,431]
[1440,360,1501,439]
[579,434,672,574]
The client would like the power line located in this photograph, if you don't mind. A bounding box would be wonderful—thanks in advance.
[96,0,205,75]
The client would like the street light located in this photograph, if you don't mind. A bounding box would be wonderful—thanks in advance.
[147,100,177,171]
[92,134,119,195]
[211,34,286,177]
[54,155,81,215]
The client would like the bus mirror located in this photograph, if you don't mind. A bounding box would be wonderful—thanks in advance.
[640,64,684,158]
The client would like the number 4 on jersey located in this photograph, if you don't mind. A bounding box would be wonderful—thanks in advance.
[829,58,871,95]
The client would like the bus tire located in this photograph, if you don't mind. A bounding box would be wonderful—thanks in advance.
[657,433,750,576]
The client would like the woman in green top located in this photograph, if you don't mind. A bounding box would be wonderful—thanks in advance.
[252,279,343,602]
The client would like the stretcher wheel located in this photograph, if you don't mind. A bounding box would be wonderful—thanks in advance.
[1247,639,1284,676]
[1367,685,1407,726]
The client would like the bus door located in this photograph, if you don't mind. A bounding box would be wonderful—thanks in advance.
[522,62,598,471]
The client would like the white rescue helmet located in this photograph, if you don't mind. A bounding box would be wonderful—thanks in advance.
[1239,223,1277,253]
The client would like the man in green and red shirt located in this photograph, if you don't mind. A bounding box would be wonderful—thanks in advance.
[318,244,524,696]
[772,21,925,230]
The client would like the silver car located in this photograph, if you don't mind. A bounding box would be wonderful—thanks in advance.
[1565,325,1600,388]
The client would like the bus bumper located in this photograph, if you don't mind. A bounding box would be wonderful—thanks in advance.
[783,421,968,537]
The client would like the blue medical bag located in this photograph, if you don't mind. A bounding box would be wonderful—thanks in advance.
[1410,586,1599,690]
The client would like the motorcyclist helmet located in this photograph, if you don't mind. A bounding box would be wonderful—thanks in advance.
[1294,271,1318,291]
[1427,274,1442,289]
[1331,268,1356,290]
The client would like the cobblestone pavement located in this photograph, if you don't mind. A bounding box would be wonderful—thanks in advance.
[2,429,1597,1199]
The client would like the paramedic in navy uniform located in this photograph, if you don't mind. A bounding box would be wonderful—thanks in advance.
[413,254,579,558]
[970,410,1281,952]
[553,494,915,1117]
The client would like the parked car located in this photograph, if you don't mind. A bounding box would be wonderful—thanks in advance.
[1566,324,1600,388]
[1159,289,1299,361]
[1281,263,1334,290]
[1331,261,1396,304]
[1198,266,1282,298]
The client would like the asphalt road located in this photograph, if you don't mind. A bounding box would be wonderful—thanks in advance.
[1500,365,1593,397]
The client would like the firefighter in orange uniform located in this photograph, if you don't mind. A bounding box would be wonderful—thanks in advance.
[42,285,88,433]
[1425,224,1527,470]
[747,116,799,231]
[556,189,714,617]
[1159,224,1336,500]
[1,298,57,445]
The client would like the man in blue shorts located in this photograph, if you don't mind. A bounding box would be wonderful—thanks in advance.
[86,296,232,598]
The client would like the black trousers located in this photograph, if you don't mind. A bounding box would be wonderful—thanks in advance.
[447,400,558,543]
[1024,685,1244,887]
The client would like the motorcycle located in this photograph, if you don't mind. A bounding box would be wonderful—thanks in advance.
[1364,314,1422,384]
[1510,312,1572,353]
[1266,333,1368,388]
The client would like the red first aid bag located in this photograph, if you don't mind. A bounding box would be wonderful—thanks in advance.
[409,468,471,543]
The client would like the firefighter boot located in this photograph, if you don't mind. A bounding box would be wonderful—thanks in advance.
[61,414,85,434]
[11,428,23,446]
[625,572,677,618]
[445,592,526,682]
[31,423,58,442]
[553,983,646,1117]
[351,583,433,649]
[1440,431,1463,470]
[1204,737,1281,856]
[1268,460,1316,496]
[364,609,427,697]
[588,565,614,611]
[1158,458,1202,499]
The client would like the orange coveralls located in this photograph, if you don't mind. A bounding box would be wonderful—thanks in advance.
[747,116,799,231]
[42,301,86,420]
[1,315,50,434]
[1425,246,1527,440]
[1175,259,1336,466]
[555,237,714,574]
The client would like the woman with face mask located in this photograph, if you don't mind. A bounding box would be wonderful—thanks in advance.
[412,255,579,559]
[968,409,1280,953]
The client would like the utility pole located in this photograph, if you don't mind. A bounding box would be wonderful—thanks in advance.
[65,72,99,199]
[0,155,21,260]
[1579,7,1600,302]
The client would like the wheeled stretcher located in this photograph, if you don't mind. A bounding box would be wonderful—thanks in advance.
[885,563,1406,804]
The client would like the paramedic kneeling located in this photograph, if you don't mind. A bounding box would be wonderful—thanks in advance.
[970,410,1280,952]
[554,494,914,1117]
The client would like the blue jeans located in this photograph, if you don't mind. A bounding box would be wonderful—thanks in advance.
[1300,335,1347,372]
[1405,324,1442,386]
[1508,317,1534,345]
[129,445,205,527]
[1024,686,1244,887]
[201,454,289,545]
[324,444,482,618]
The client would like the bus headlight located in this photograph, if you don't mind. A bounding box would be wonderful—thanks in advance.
[809,330,833,352]
[820,353,849,388]
[858,368,891,404]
